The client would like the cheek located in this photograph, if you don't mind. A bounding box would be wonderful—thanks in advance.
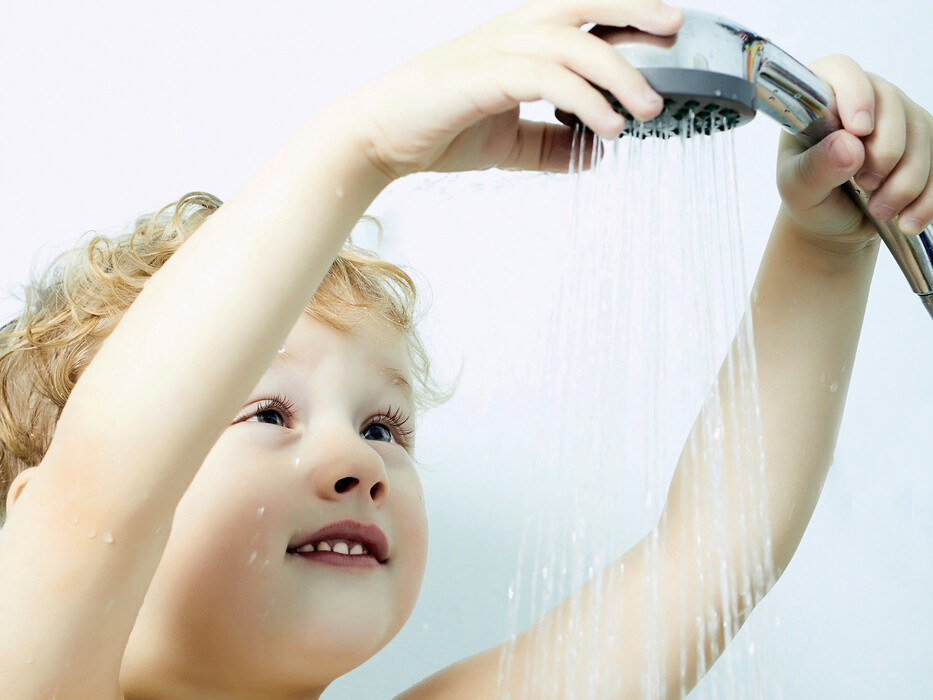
[162,438,290,601]
[391,470,429,609]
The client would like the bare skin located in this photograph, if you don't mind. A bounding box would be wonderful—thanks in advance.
[2,1,932,698]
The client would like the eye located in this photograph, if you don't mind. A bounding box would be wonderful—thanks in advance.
[241,394,295,428]
[361,406,414,448]
[361,423,393,442]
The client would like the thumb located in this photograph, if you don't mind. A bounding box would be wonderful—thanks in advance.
[777,130,866,212]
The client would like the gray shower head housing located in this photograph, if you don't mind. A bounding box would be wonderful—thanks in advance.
[555,10,933,320]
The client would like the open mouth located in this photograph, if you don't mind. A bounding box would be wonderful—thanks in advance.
[286,519,389,567]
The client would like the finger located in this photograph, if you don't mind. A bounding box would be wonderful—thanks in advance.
[499,120,600,172]
[516,0,684,35]
[896,156,933,236]
[868,101,930,224]
[855,75,907,191]
[809,55,875,137]
[481,56,626,139]
[504,24,664,121]
[777,129,865,212]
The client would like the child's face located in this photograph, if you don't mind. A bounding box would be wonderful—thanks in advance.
[121,313,428,694]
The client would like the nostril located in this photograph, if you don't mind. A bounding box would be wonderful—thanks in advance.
[334,477,358,493]
[370,482,385,501]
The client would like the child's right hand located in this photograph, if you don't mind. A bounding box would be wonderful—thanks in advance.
[346,0,683,180]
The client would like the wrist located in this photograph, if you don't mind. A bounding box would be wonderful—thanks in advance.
[775,204,881,275]
[295,95,398,196]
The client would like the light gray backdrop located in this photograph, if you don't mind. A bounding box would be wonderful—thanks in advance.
[1,2,930,698]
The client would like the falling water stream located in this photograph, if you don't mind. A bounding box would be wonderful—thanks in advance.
[497,119,778,699]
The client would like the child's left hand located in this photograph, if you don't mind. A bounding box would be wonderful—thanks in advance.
[776,54,933,254]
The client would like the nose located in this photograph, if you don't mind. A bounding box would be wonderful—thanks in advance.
[304,424,388,506]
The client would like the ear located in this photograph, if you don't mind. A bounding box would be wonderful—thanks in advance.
[6,467,37,515]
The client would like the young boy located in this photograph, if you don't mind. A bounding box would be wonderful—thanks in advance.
[1,1,931,698]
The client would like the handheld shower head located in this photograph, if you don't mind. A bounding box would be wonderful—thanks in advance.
[556,10,933,320]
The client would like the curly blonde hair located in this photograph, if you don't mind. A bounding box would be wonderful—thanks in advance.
[0,192,444,524]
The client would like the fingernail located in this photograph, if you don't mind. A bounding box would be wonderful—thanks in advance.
[872,203,896,220]
[899,217,925,235]
[643,86,663,108]
[830,137,855,168]
[852,110,873,132]
[859,171,883,190]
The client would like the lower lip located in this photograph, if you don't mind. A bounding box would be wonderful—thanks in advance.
[289,551,381,569]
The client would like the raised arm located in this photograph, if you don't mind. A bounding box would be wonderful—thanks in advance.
[401,60,933,700]
[0,1,682,697]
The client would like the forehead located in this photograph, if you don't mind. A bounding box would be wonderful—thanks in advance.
[270,314,413,401]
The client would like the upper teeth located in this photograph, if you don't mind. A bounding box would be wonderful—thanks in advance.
[295,540,369,555]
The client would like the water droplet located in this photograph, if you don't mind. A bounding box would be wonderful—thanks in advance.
[256,506,265,518]
[768,95,776,102]
[103,533,114,544]
[829,382,838,393]
[248,551,258,565]
[87,528,97,538]
[277,345,286,354]
[69,514,79,525]
[291,454,301,469]
[508,585,515,600]
[714,89,722,97]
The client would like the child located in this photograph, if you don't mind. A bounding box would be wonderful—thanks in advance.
[1,1,931,698]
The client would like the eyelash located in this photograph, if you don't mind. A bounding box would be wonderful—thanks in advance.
[247,393,297,425]
[244,395,414,447]
[366,405,415,447]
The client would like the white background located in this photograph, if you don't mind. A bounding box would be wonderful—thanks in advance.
[2,1,931,698]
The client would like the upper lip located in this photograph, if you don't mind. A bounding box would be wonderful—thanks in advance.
[287,519,390,563]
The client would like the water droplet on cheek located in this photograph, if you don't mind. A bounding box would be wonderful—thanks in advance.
[829,382,838,393]
[291,455,301,469]
[277,345,286,354]
[103,533,114,544]
[256,506,265,518]
[87,528,97,539]
[248,551,258,565]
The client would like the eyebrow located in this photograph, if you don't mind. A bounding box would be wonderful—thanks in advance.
[378,364,415,409]
[269,350,293,372]
[268,350,415,408]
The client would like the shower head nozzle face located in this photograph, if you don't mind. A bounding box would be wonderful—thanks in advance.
[556,67,757,138]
